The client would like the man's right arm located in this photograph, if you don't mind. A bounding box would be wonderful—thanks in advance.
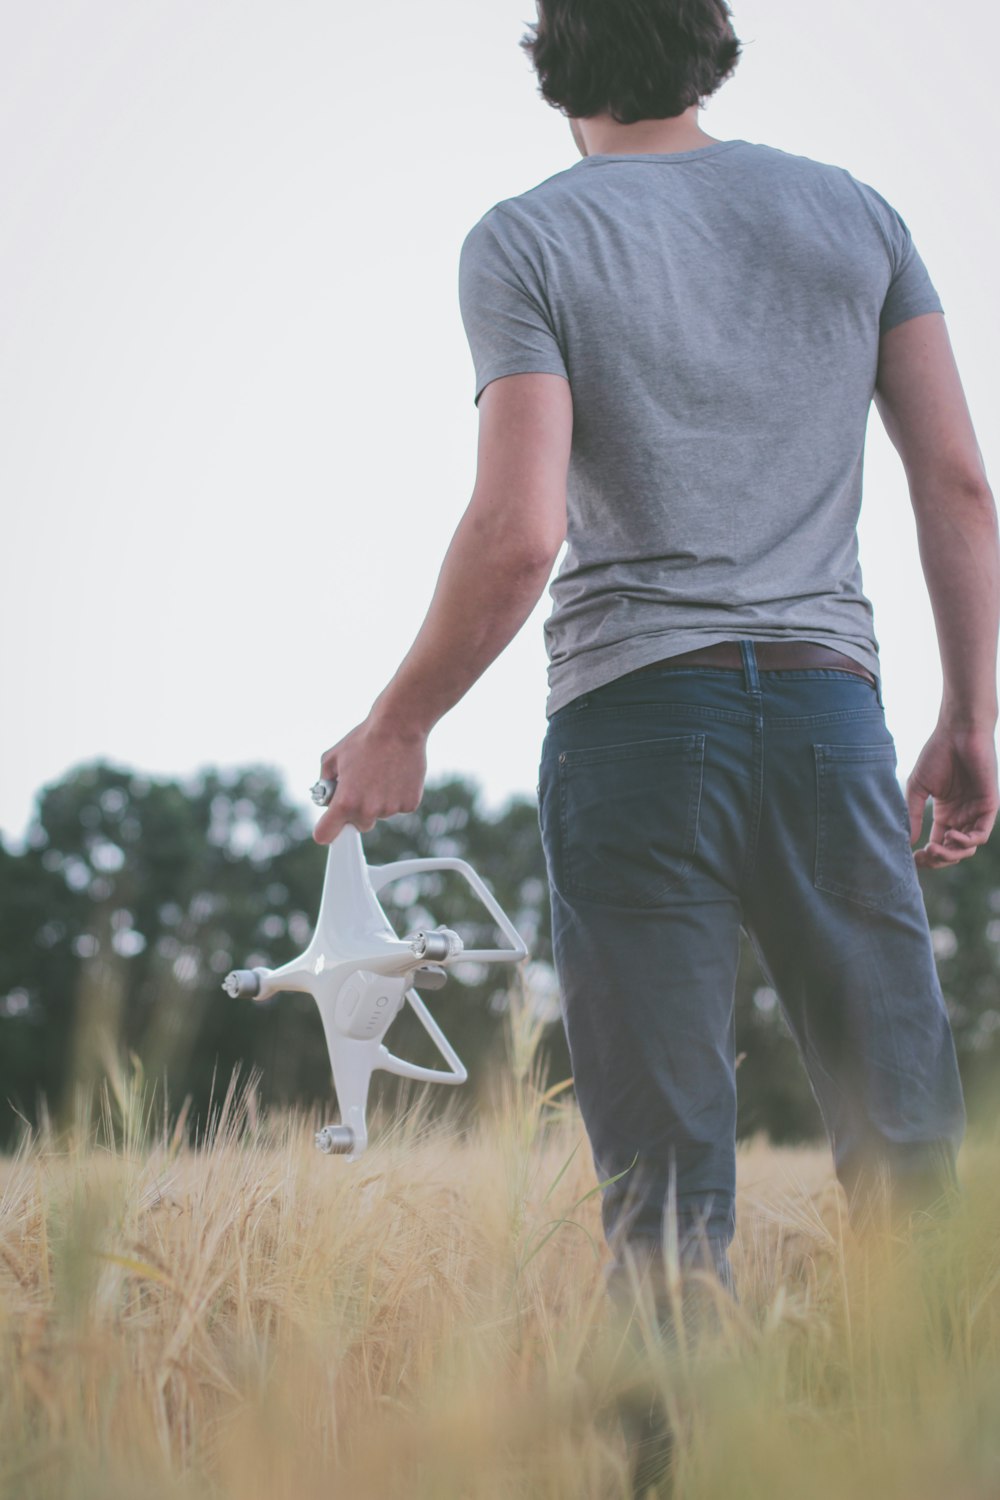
[874,311,1000,868]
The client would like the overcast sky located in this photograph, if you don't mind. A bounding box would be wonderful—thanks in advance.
[2,0,998,844]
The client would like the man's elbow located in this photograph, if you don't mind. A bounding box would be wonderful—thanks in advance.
[910,468,997,526]
[523,528,566,574]
[464,493,566,576]
[503,538,564,584]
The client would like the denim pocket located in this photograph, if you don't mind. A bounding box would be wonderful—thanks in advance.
[813,742,916,910]
[552,734,705,908]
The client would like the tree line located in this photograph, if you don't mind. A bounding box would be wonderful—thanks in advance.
[1,760,998,1151]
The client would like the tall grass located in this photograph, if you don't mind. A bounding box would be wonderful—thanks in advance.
[2,986,999,1499]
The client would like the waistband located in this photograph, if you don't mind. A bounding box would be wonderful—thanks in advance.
[628,641,878,689]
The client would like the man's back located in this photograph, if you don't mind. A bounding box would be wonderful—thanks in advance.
[460,141,942,713]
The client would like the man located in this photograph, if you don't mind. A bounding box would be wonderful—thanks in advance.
[315,0,997,1404]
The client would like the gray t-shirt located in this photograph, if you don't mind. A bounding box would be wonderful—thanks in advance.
[458,140,942,716]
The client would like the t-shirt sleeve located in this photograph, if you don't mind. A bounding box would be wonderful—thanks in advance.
[458,210,569,407]
[850,178,944,334]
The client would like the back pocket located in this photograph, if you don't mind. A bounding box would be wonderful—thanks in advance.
[555,735,705,908]
[813,742,916,910]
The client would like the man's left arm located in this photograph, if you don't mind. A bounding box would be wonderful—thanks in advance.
[313,372,572,843]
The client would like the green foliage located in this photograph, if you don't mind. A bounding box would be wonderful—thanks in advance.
[917,829,1000,1116]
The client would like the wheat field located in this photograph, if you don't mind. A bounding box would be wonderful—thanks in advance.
[2,997,1000,1500]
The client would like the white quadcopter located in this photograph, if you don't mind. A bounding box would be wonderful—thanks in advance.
[222,778,528,1160]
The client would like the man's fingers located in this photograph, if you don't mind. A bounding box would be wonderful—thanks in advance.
[914,821,978,866]
[906,786,928,846]
[927,821,995,854]
[312,795,378,845]
[910,799,997,854]
[312,806,344,845]
[914,838,979,869]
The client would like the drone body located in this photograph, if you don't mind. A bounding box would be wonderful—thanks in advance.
[223,820,527,1159]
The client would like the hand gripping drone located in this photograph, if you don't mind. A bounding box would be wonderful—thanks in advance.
[222,778,528,1160]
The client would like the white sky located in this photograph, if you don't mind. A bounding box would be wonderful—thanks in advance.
[2,0,998,844]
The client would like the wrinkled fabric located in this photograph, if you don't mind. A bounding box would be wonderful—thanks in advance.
[459,142,943,716]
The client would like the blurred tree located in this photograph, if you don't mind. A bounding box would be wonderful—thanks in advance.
[917,830,1000,1119]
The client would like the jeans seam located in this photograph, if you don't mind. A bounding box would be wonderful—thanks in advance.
[740,705,765,887]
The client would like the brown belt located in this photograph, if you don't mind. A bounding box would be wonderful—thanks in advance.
[630,641,877,688]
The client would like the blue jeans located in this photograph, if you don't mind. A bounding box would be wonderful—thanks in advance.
[537,642,966,1294]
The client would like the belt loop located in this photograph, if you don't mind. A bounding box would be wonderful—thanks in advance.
[739,640,761,695]
[875,673,884,709]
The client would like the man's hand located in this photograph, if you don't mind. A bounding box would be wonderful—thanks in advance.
[906,724,999,868]
[313,715,428,845]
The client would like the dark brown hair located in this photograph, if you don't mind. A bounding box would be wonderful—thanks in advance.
[519,0,742,124]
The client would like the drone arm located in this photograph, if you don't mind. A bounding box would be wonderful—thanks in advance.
[370,856,527,963]
[378,987,467,1084]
